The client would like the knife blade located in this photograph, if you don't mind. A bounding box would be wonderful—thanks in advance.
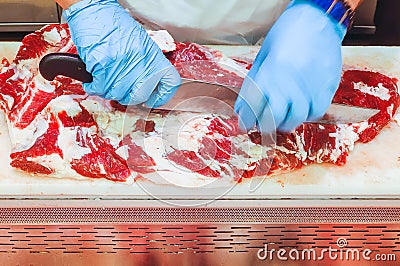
[156,79,380,124]
[39,53,380,124]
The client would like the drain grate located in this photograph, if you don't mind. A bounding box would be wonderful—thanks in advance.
[0,224,397,255]
[0,207,398,223]
[0,207,397,265]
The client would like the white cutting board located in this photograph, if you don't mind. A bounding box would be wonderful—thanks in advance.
[0,43,399,200]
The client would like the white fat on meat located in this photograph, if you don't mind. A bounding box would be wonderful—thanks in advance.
[387,103,395,117]
[309,148,330,163]
[217,57,249,78]
[49,28,75,53]
[328,124,361,162]
[42,28,62,45]
[29,154,65,173]
[1,94,14,111]
[91,110,140,147]
[81,96,112,113]
[141,135,217,188]
[353,82,391,101]
[139,113,269,177]
[81,96,122,145]
[59,28,68,39]
[81,97,125,146]
[57,127,92,161]
[166,114,211,152]
[9,116,49,152]
[126,112,211,153]
[147,30,176,52]
[58,38,74,53]
[9,59,36,81]
[230,135,271,167]
[29,153,90,180]
[48,95,82,117]
[294,132,307,161]
[34,75,56,93]
[30,126,97,178]
[0,59,8,74]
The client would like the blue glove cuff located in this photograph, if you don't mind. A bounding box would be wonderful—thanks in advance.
[63,0,117,20]
[303,0,354,29]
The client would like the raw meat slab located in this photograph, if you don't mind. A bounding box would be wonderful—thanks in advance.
[0,25,400,200]
[0,42,399,199]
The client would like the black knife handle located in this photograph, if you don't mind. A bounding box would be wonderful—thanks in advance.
[39,53,93,83]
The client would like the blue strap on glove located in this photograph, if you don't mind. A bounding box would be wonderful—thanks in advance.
[234,0,347,134]
[63,0,181,107]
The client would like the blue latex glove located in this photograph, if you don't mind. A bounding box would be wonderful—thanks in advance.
[234,0,347,134]
[63,0,181,107]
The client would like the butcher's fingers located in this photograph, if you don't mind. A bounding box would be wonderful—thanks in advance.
[145,67,181,108]
[234,75,270,132]
[119,65,181,107]
[64,0,181,107]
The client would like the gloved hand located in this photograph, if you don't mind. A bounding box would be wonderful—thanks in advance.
[63,0,181,107]
[234,0,347,134]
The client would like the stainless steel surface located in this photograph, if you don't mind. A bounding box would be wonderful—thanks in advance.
[0,0,59,32]
[351,0,377,35]
[0,205,398,265]
[0,206,399,224]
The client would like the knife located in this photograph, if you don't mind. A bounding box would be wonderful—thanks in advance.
[39,53,380,124]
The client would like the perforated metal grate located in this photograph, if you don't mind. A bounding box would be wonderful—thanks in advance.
[0,207,399,265]
[0,224,398,254]
[0,207,399,224]
[0,224,398,265]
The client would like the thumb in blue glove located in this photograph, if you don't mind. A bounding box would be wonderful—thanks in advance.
[234,0,347,134]
[63,0,181,107]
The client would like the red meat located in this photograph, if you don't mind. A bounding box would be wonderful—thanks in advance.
[71,130,130,181]
[0,23,398,183]
[167,42,244,88]
[10,114,63,175]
